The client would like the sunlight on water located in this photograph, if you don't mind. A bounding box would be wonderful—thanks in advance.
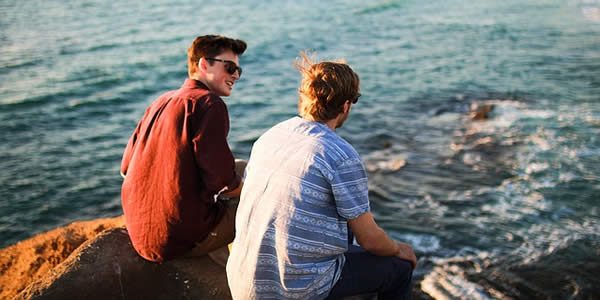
[1,0,599,298]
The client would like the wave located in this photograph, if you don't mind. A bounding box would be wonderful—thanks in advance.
[0,57,43,73]
[355,1,405,15]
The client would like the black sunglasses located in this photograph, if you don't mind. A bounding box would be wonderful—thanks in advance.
[351,93,361,104]
[204,57,242,77]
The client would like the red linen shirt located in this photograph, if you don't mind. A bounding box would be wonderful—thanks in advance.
[120,79,241,262]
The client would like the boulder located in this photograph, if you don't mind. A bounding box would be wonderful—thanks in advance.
[0,216,125,299]
[16,228,231,300]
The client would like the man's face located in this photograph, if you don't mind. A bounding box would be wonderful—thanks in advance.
[203,50,240,97]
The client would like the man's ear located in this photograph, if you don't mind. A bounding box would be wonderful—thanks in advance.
[343,100,352,113]
[197,58,206,73]
[190,58,206,78]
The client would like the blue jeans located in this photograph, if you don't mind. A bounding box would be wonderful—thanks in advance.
[326,244,413,300]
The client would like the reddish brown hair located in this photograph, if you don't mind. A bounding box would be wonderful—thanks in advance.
[296,52,360,122]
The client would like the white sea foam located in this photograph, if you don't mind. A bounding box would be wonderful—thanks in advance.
[389,232,441,252]
[422,215,600,299]
[524,162,550,174]
[363,148,408,173]
[511,217,600,264]
[421,251,498,300]
[582,7,600,22]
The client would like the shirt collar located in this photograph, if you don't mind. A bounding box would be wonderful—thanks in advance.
[296,116,336,134]
[182,78,209,90]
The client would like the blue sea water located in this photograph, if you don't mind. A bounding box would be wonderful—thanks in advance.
[1,0,599,298]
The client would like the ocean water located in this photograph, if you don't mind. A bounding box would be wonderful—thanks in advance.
[1,0,599,298]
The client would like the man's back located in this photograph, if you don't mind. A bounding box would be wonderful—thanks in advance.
[227,116,370,299]
[121,79,238,262]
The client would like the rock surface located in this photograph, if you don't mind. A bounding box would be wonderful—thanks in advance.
[16,227,231,300]
[2,217,430,300]
[0,216,125,299]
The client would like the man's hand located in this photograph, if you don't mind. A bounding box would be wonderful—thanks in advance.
[395,242,417,269]
[349,212,417,269]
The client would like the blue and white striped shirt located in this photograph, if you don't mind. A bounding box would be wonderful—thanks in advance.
[227,117,370,299]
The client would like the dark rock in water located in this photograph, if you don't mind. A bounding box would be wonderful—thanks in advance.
[17,228,232,300]
[469,102,494,120]
[467,237,600,299]
[427,98,495,120]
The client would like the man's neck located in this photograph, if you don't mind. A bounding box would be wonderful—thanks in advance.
[302,115,337,131]
[189,75,209,87]
[323,119,337,131]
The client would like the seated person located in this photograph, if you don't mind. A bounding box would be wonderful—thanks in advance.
[227,53,417,299]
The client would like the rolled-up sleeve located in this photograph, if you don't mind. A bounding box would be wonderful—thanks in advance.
[191,99,240,195]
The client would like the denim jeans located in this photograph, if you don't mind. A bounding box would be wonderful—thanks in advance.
[326,244,414,300]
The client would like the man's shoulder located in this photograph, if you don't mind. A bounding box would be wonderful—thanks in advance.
[259,117,300,137]
[175,85,222,102]
[154,86,226,110]
[263,117,360,162]
[318,129,358,158]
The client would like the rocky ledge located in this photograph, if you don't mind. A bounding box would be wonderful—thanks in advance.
[1,217,430,300]
[1,216,232,300]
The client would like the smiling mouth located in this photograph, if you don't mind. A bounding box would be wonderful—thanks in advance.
[226,81,234,88]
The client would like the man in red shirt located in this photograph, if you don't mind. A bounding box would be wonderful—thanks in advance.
[120,35,246,263]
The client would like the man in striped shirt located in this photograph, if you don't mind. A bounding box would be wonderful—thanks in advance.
[227,53,416,299]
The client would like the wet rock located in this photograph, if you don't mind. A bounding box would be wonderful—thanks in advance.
[422,238,600,299]
[468,237,600,299]
[469,102,495,120]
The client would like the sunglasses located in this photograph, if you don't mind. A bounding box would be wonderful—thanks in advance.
[204,57,242,77]
[351,93,361,104]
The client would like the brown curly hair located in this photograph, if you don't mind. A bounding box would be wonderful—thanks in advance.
[296,52,360,122]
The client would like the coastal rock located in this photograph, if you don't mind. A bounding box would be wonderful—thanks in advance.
[0,216,125,299]
[469,102,495,120]
[420,238,600,299]
[15,227,231,300]
[467,237,600,299]
[3,218,430,300]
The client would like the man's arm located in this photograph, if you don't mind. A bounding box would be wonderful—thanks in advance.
[192,99,240,197]
[348,212,417,268]
[221,180,243,198]
[219,160,247,198]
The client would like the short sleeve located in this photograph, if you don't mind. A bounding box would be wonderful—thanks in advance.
[331,157,370,220]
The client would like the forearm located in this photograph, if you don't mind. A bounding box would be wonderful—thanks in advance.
[359,225,399,256]
[350,212,398,257]
[349,212,418,268]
